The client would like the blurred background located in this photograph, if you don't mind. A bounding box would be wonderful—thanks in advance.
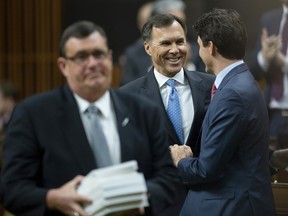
[0,0,280,100]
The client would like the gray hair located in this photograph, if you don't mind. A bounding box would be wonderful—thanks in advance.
[152,0,186,15]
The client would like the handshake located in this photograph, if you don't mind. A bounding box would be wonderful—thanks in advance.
[169,144,193,167]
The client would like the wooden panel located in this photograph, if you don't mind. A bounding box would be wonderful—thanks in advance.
[0,0,62,100]
[0,0,6,80]
[35,0,51,92]
[272,183,288,216]
[7,0,24,98]
[111,64,122,88]
[0,0,126,100]
[51,0,64,88]
[23,0,36,97]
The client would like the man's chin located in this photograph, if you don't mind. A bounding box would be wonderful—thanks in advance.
[167,70,182,77]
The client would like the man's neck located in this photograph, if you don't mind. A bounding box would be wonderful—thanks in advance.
[213,58,240,76]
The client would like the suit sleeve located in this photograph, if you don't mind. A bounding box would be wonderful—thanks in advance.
[177,89,245,185]
[1,103,48,215]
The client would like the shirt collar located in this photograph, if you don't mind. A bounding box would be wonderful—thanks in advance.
[153,67,185,88]
[214,60,244,88]
[74,91,111,118]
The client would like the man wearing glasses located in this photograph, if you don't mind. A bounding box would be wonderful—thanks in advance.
[1,21,179,216]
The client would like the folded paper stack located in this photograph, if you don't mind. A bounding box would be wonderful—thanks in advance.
[77,160,149,216]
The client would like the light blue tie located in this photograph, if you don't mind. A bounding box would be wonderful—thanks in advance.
[166,79,184,145]
[86,105,112,167]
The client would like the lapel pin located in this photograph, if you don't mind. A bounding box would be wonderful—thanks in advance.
[121,117,129,127]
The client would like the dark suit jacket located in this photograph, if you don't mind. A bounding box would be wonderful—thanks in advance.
[1,85,179,216]
[178,63,276,216]
[121,67,215,156]
[120,39,152,86]
[120,67,215,216]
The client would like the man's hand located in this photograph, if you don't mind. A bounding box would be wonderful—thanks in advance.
[261,28,281,63]
[170,144,193,167]
[46,175,92,216]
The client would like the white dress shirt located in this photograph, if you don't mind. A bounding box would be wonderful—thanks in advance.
[154,68,193,144]
[74,91,121,165]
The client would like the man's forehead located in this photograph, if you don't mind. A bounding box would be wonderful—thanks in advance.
[65,33,108,53]
[151,24,185,39]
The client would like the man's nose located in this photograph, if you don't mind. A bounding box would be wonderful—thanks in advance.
[169,43,179,53]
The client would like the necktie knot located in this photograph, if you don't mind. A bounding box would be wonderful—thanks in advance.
[166,79,175,88]
[87,104,97,113]
[87,105,103,117]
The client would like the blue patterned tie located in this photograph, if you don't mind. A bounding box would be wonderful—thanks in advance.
[166,79,184,145]
[86,105,112,167]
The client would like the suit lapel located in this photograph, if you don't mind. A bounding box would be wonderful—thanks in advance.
[58,85,96,173]
[109,90,135,162]
[185,69,209,147]
[140,69,163,104]
[142,69,180,144]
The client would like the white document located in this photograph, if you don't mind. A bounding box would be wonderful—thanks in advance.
[77,160,149,215]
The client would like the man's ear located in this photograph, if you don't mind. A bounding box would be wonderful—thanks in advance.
[208,41,217,56]
[57,57,68,77]
[144,42,152,56]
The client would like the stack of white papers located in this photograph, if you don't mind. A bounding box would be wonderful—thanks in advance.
[77,160,149,216]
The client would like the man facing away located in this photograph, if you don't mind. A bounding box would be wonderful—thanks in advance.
[170,8,276,216]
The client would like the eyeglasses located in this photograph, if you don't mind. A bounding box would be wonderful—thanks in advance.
[65,49,110,64]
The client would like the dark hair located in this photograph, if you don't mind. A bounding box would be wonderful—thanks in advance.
[0,81,18,101]
[142,13,187,42]
[193,8,247,60]
[60,21,108,57]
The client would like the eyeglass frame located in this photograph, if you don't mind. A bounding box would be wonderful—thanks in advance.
[64,49,111,65]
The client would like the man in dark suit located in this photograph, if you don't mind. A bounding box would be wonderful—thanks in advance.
[170,9,276,216]
[1,21,179,216]
[251,0,288,152]
[119,2,153,86]
[120,0,205,86]
[0,81,18,216]
[121,14,214,216]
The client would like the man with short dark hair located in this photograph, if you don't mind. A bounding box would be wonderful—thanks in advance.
[170,8,276,216]
[1,21,179,216]
[121,13,214,216]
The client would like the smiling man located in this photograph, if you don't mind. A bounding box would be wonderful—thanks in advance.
[1,21,179,216]
[121,14,214,216]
